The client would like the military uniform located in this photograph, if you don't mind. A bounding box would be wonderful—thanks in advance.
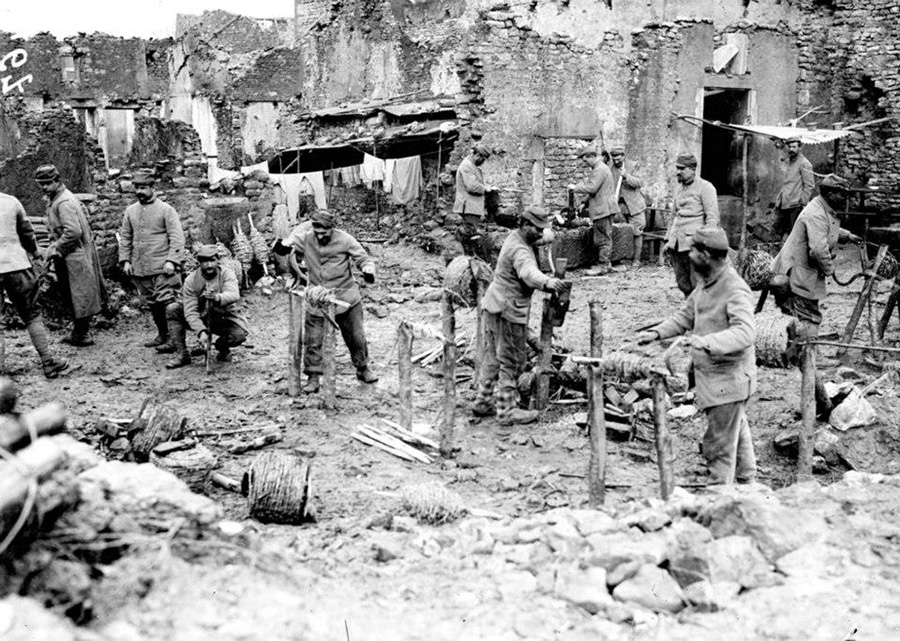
[774,148,814,237]
[609,147,646,266]
[572,150,615,269]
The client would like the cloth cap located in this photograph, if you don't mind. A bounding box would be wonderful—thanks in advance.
[784,136,802,145]
[675,152,698,167]
[521,205,551,229]
[691,227,730,252]
[472,143,491,158]
[609,145,625,155]
[196,244,219,261]
[132,171,156,185]
[34,164,60,182]
[819,174,849,191]
[310,209,336,228]
[578,143,600,158]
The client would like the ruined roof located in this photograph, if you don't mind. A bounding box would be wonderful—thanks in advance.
[675,115,856,145]
[313,98,456,120]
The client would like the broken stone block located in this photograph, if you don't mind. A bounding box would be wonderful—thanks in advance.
[606,559,642,587]
[829,389,877,431]
[555,566,613,614]
[704,535,778,589]
[569,509,621,537]
[586,529,668,570]
[683,579,740,612]
[612,564,685,613]
[497,569,538,600]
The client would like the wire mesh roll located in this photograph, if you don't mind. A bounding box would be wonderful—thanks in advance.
[877,252,899,280]
[247,213,269,264]
[150,443,218,493]
[734,248,773,291]
[755,311,798,368]
[443,256,492,308]
[243,450,312,524]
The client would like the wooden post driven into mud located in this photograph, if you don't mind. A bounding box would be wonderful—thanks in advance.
[652,375,674,500]
[441,293,457,458]
[839,244,888,356]
[536,259,568,410]
[288,291,305,396]
[798,342,816,481]
[398,321,415,431]
[322,302,337,410]
[587,301,606,507]
[878,275,900,341]
[472,279,486,390]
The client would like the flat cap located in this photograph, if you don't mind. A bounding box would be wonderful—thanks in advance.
[33,164,60,182]
[675,152,698,167]
[609,145,625,155]
[521,204,551,229]
[578,143,600,158]
[196,244,219,260]
[132,171,156,185]
[310,209,336,228]
[819,173,850,191]
[691,226,730,251]
[784,136,802,145]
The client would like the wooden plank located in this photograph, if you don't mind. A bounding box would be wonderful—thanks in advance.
[587,301,606,507]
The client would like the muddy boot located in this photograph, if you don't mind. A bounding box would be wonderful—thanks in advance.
[632,236,643,269]
[498,408,540,426]
[164,320,191,369]
[145,304,170,348]
[26,321,69,378]
[471,400,496,417]
[216,347,232,363]
[62,317,94,347]
[356,367,378,384]
[41,356,71,379]
[302,375,321,394]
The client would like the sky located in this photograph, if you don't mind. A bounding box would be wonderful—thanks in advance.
[0,0,295,39]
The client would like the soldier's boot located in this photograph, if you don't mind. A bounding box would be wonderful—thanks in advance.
[164,320,191,369]
[62,318,94,347]
[302,375,321,394]
[27,321,70,379]
[496,387,539,426]
[356,366,378,384]
[216,339,232,363]
[632,236,643,268]
[145,304,170,348]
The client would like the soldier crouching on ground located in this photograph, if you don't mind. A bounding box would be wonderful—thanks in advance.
[164,245,248,369]
[472,205,567,426]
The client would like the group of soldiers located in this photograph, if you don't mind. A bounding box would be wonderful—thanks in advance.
[0,135,861,485]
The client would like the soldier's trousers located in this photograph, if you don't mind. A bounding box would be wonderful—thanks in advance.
[703,400,757,485]
[475,311,527,413]
[304,301,369,375]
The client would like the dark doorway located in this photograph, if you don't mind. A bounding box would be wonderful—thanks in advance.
[701,88,750,197]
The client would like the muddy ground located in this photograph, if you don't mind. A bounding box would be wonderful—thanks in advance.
[4,240,900,639]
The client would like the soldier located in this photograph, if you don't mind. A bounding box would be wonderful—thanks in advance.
[0,187,68,377]
[471,205,567,426]
[666,152,720,297]
[118,171,185,351]
[163,245,248,369]
[773,137,815,240]
[608,145,646,269]
[273,209,378,392]
[638,227,757,485]
[568,143,615,275]
[453,143,491,259]
[34,164,106,348]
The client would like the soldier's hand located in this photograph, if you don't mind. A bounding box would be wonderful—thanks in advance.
[363,271,376,284]
[202,291,219,302]
[545,278,566,293]
[121,261,133,277]
[685,334,709,351]
[163,261,176,276]
[636,331,658,346]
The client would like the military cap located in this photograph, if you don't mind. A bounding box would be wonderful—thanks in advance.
[472,143,491,158]
[819,174,850,191]
[675,152,698,168]
[578,143,600,158]
[33,164,60,182]
[784,136,802,145]
[310,209,336,228]
[521,205,551,229]
[609,145,626,156]
[691,227,730,252]
[196,244,219,261]
[132,171,156,185]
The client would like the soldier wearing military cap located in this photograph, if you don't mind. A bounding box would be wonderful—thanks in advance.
[667,152,721,297]
[569,143,615,274]
[34,164,107,350]
[608,144,646,269]
[471,205,568,426]
[453,142,492,259]
[163,244,248,369]
[773,136,814,240]
[771,174,860,416]
[638,227,757,485]
[273,209,378,392]
[117,169,185,352]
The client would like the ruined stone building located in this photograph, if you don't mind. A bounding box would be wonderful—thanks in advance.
[0,0,898,268]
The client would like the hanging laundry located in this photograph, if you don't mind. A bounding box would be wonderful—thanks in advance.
[340,165,362,186]
[384,159,396,194]
[208,163,242,184]
[240,161,269,176]
[269,172,327,218]
[390,156,423,205]
[361,154,386,188]
[298,172,328,210]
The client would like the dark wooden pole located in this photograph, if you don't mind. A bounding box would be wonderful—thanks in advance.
[288,291,304,396]
[322,302,336,410]
[740,134,749,251]
[398,321,414,431]
[472,279,486,390]
[798,341,816,481]
[838,244,888,356]
[587,301,606,507]
[878,276,900,341]
[536,258,568,409]
[652,374,674,500]
[441,293,457,458]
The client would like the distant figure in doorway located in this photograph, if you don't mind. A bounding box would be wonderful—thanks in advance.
[773,137,814,240]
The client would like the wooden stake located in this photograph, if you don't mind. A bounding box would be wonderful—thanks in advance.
[322,302,336,410]
[740,134,749,251]
[288,291,304,396]
[472,279,486,390]
[798,341,816,481]
[398,321,414,431]
[587,301,606,507]
[652,374,674,500]
[441,293,457,458]
[536,258,568,409]
[838,244,888,356]
[877,276,900,340]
